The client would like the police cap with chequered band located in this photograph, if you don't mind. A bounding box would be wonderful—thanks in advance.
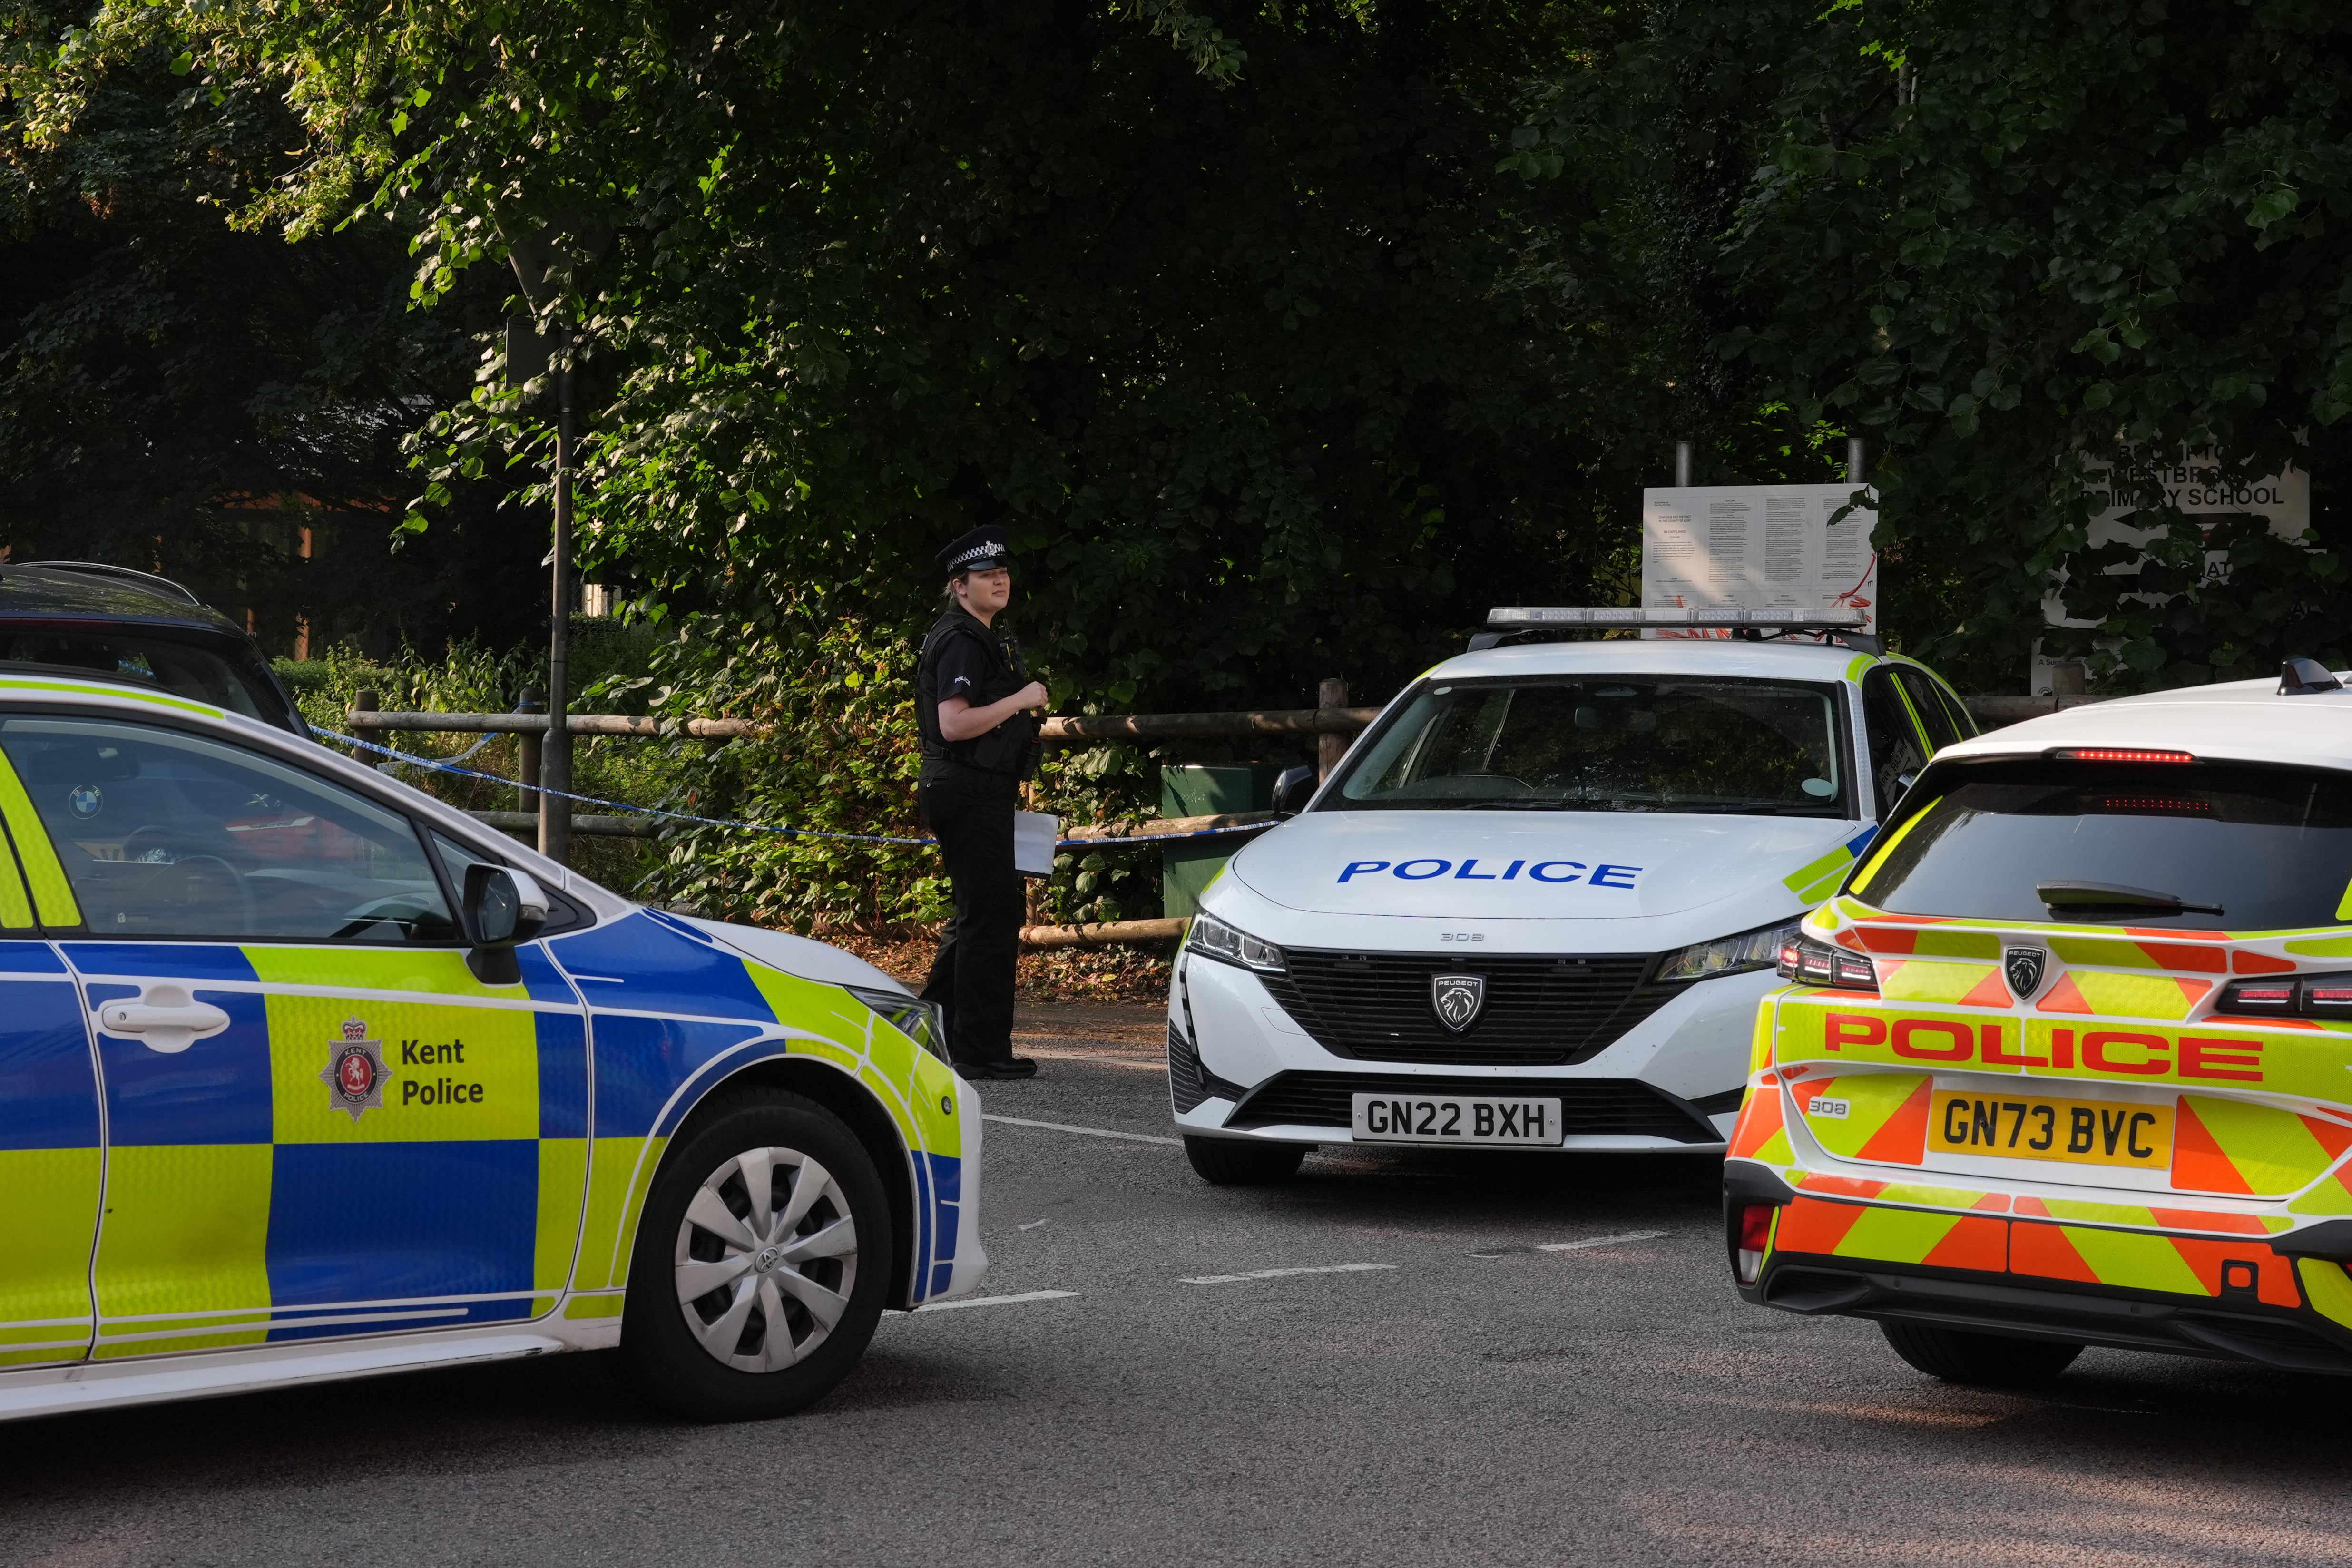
[936,524,1011,577]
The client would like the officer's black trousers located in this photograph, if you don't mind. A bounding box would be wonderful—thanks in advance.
[916,765,1024,1067]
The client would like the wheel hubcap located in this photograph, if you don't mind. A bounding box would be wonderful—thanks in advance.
[673,1146,858,1372]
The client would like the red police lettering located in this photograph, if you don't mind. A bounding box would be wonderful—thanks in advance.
[1823,1014,1886,1052]
[1891,1019,1973,1062]
[2179,1036,2265,1083]
[2083,1031,2169,1075]
[1978,1023,2046,1068]
[2050,1028,2077,1070]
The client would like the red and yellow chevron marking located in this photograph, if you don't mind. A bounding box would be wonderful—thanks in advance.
[2050,937,2229,974]
[1844,927,1999,960]
[2009,1222,2301,1307]
[1773,1195,2006,1271]
[2171,1095,2352,1197]
[2035,970,2210,1020]
[1876,959,2013,1009]
[1791,1072,1930,1165]
[2012,1194,2290,1236]
[2299,1259,2352,1331]
[1777,1196,2308,1306]
[1728,1074,1790,1164]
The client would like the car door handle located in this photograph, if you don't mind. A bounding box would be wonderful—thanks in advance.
[97,985,232,1055]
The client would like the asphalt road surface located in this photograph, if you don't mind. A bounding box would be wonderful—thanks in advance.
[10,1004,2352,1566]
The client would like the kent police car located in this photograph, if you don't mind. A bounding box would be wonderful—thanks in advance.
[1730,657,2352,1384]
[0,672,980,1422]
[1168,606,1978,1184]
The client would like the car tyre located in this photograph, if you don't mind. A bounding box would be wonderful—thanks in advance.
[1879,1321,2082,1385]
[623,1086,892,1421]
[1184,1136,1306,1186]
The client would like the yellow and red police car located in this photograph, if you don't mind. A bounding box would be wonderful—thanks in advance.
[0,671,981,1421]
[1728,658,2352,1383]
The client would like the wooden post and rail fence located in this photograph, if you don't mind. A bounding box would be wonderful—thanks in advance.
[344,681,2110,950]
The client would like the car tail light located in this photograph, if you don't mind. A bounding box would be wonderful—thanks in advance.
[1776,935,1877,992]
[1736,1204,1774,1284]
[2217,971,2352,1018]
[2049,747,2196,764]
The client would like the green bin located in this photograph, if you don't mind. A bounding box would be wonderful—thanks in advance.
[1160,764,1286,918]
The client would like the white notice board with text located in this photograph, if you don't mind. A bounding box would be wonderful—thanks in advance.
[1639,485,1879,636]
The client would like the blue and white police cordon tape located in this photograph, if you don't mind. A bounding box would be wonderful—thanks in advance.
[319,729,1274,853]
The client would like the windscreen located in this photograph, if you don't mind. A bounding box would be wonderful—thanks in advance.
[1327,676,1848,815]
[1853,759,2352,930]
[0,630,285,725]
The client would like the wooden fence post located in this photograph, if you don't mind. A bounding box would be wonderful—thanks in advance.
[351,688,381,770]
[516,687,544,811]
[1317,677,1349,782]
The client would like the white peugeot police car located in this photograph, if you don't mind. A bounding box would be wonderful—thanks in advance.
[0,668,980,1423]
[1168,606,1980,1184]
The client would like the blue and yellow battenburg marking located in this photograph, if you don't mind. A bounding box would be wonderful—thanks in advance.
[0,916,963,1368]
[0,682,967,1367]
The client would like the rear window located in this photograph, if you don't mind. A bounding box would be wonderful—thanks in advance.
[0,631,288,726]
[1853,759,2352,931]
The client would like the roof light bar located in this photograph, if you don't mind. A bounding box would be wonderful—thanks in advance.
[2050,747,2197,764]
[1485,606,1868,630]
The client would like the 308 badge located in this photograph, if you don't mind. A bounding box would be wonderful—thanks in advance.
[319,1017,390,1121]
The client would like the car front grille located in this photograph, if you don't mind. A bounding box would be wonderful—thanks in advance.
[1256,950,1679,1066]
[1225,1071,1722,1143]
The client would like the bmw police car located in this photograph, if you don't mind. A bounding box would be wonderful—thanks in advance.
[1168,606,1978,1184]
[1730,657,2352,1384]
[0,672,980,1422]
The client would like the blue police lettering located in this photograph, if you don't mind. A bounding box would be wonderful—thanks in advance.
[399,1038,468,1066]
[1454,859,1498,880]
[1394,859,1451,880]
[1591,864,1642,889]
[1338,861,1390,882]
[1502,860,1525,879]
[1528,861,1585,882]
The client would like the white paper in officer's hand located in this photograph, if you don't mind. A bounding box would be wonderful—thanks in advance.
[1013,812,1058,879]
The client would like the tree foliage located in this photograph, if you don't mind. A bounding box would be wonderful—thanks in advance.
[1,2,547,654]
[13,0,2352,725]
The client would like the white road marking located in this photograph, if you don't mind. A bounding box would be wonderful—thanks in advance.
[982,1113,1182,1146]
[911,1290,1080,1313]
[1537,1230,1670,1253]
[1018,1219,1049,1231]
[1180,1263,1398,1285]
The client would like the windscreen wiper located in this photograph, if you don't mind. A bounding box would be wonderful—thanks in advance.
[2036,881,2224,917]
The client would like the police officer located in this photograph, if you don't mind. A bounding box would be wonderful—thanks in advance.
[915,525,1049,1080]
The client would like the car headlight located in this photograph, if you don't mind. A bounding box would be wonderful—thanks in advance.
[844,985,948,1059]
[1655,918,1805,984]
[1186,912,1286,974]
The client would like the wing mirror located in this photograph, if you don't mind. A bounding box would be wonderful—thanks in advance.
[464,864,548,984]
[1271,764,1316,819]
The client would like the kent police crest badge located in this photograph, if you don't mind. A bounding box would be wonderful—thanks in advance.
[319,1017,389,1121]
[2004,946,2048,999]
[1431,973,1487,1033]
